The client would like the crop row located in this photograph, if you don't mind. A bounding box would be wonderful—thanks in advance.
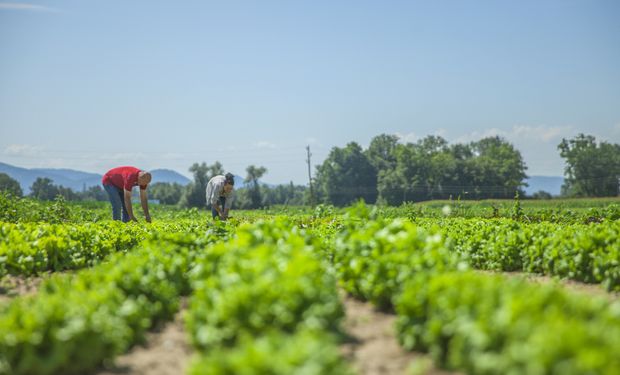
[0,232,209,375]
[186,221,351,374]
[0,220,221,277]
[331,208,620,374]
[323,203,620,291]
[0,220,350,375]
[426,218,620,291]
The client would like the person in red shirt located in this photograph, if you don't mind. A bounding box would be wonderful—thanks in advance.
[102,166,152,222]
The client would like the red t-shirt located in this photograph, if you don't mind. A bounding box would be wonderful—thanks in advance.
[102,166,147,191]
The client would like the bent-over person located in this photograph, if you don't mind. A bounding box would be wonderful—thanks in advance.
[102,166,152,222]
[206,173,235,220]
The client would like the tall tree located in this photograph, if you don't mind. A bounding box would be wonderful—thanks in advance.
[315,142,377,206]
[366,134,399,171]
[0,173,23,197]
[245,165,267,209]
[30,177,59,201]
[180,161,224,208]
[469,136,528,198]
[150,182,185,205]
[558,134,620,197]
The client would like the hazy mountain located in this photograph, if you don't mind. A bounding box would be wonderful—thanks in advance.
[0,162,101,193]
[150,169,191,185]
[524,175,564,196]
[0,162,193,193]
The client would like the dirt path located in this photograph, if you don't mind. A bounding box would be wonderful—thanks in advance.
[0,274,46,304]
[340,294,457,375]
[98,300,192,375]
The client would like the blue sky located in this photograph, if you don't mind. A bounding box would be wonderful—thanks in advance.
[1,0,619,184]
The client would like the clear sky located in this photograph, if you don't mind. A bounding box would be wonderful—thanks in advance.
[1,0,619,184]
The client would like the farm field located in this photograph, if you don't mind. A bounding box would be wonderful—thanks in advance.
[1,194,619,374]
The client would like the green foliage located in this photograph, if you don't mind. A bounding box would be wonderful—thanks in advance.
[0,233,203,375]
[0,173,22,197]
[315,142,378,206]
[189,330,352,375]
[375,135,528,204]
[149,182,184,205]
[29,177,61,201]
[0,193,108,223]
[180,162,224,208]
[428,218,620,290]
[395,271,620,374]
[187,219,343,350]
[0,220,209,277]
[511,190,523,220]
[332,204,462,308]
[1,198,619,375]
[244,165,267,209]
[559,133,620,197]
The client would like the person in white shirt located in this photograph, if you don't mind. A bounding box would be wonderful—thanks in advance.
[205,173,235,220]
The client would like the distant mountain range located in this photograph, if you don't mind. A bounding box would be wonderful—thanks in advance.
[0,162,191,193]
[1,162,564,196]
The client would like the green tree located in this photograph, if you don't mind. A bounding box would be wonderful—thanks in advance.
[315,142,377,206]
[0,173,23,197]
[260,182,307,207]
[376,135,527,203]
[468,136,528,199]
[180,161,224,208]
[76,185,107,201]
[30,177,59,201]
[558,134,620,197]
[150,182,185,205]
[56,185,78,201]
[376,166,408,205]
[245,165,267,209]
[366,134,399,171]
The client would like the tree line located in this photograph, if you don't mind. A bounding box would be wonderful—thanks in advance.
[1,133,618,207]
[311,133,619,206]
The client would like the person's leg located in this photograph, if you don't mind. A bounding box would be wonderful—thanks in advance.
[219,197,226,220]
[211,204,218,219]
[117,189,130,222]
[103,184,121,221]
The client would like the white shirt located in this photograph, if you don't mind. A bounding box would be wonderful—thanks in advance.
[205,175,234,210]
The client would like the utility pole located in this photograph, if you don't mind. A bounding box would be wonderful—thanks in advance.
[306,145,315,207]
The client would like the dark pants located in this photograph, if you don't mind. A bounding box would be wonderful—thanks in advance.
[211,196,226,219]
[103,184,129,222]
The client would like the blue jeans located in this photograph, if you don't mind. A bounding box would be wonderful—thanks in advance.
[103,184,129,222]
[211,196,226,219]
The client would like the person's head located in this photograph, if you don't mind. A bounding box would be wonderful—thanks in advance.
[138,171,152,186]
[224,173,235,193]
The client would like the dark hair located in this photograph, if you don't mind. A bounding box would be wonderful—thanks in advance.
[225,173,235,185]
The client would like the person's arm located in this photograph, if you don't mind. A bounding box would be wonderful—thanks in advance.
[124,189,137,221]
[208,179,225,219]
[222,191,233,219]
[140,188,151,222]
